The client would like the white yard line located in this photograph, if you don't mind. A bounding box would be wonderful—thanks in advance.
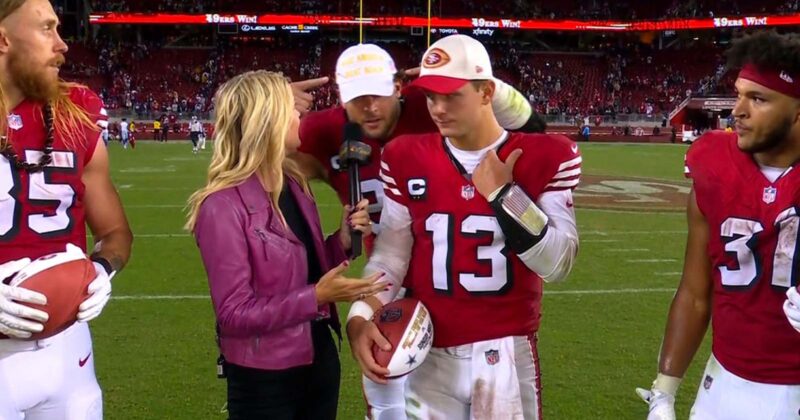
[112,287,676,301]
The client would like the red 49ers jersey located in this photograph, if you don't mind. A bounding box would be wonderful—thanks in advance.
[381,132,581,347]
[0,86,107,264]
[298,88,438,247]
[686,131,800,385]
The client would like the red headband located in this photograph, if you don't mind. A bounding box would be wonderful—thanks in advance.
[738,63,800,98]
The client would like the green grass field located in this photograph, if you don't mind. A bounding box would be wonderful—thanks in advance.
[94,141,710,419]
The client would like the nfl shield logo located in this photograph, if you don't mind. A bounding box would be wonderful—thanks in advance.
[7,114,22,130]
[763,186,777,204]
[484,349,500,366]
[703,374,713,390]
[461,185,476,200]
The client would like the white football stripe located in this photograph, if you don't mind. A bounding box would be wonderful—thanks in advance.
[380,161,390,171]
[110,288,678,301]
[546,179,580,189]
[557,156,582,171]
[379,170,397,186]
[382,183,402,197]
[553,168,581,180]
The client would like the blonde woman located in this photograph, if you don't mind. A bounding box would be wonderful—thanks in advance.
[187,71,386,420]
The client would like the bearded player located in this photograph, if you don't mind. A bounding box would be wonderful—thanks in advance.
[295,43,544,419]
[637,31,800,420]
[346,34,580,419]
[0,0,133,418]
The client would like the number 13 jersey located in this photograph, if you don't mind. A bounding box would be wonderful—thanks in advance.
[686,131,800,385]
[381,132,580,347]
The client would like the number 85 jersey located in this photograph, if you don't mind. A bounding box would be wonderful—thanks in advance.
[687,131,800,385]
[0,86,106,263]
[380,132,580,348]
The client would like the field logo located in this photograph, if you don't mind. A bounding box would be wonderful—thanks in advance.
[575,176,690,211]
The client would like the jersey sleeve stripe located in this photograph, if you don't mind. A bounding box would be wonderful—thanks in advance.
[382,182,402,197]
[379,171,398,187]
[557,156,582,172]
[380,161,390,172]
[546,178,580,189]
[553,167,581,180]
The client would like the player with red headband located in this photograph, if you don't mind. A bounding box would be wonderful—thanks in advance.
[637,31,800,420]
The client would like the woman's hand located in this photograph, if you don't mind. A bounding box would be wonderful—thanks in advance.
[315,261,389,305]
[339,199,372,251]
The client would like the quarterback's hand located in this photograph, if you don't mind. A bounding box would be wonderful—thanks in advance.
[0,258,49,339]
[77,262,114,322]
[347,316,391,384]
[635,388,676,420]
[473,148,523,199]
[784,286,800,333]
[291,76,329,114]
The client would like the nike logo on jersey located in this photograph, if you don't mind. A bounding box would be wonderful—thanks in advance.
[79,352,92,367]
[571,144,579,153]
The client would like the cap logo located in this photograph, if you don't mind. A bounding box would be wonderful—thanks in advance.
[780,71,794,84]
[475,65,484,74]
[423,48,450,69]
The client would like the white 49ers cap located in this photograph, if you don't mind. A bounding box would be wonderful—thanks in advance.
[411,34,494,94]
[335,44,397,103]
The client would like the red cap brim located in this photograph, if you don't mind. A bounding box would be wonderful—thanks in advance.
[409,75,469,94]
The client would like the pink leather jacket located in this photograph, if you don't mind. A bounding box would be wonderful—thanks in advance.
[194,174,346,370]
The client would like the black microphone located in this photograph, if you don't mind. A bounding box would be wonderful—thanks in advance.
[340,122,372,258]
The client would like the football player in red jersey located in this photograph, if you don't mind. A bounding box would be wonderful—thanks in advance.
[346,34,580,419]
[297,43,545,419]
[0,0,132,418]
[296,43,541,253]
[637,31,800,420]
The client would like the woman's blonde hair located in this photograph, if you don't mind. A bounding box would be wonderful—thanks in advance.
[185,70,308,231]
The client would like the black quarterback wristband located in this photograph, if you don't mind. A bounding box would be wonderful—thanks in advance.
[90,256,114,275]
[489,183,549,254]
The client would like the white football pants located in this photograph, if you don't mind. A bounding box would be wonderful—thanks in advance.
[0,322,102,419]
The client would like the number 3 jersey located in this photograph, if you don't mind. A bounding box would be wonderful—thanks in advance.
[686,131,800,384]
[0,86,107,264]
[380,132,581,347]
[298,89,438,248]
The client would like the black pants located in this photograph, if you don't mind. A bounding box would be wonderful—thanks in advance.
[225,322,340,420]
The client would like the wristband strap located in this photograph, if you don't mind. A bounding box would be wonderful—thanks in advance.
[347,300,375,323]
[90,256,114,276]
[653,373,682,396]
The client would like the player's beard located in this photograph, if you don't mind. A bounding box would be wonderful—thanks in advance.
[744,116,793,154]
[8,51,63,103]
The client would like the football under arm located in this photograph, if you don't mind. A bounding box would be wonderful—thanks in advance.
[490,186,578,283]
[656,188,714,386]
[491,78,533,131]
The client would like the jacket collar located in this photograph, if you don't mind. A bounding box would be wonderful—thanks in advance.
[236,174,269,214]
[235,173,324,247]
